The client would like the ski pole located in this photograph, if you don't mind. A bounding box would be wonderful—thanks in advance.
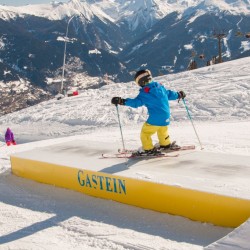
[182,98,203,150]
[115,105,126,153]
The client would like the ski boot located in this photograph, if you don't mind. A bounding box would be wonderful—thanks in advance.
[132,147,162,157]
[159,141,181,151]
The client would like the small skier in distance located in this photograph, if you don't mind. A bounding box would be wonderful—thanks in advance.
[5,128,17,146]
[111,69,186,156]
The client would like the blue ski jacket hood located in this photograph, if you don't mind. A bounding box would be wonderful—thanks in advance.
[125,81,179,126]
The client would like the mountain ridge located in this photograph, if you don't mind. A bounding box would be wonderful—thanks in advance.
[0,0,250,115]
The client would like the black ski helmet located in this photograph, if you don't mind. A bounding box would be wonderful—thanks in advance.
[134,69,152,87]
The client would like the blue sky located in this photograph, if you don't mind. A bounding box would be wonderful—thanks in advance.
[0,0,67,6]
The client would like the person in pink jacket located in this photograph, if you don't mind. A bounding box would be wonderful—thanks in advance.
[5,128,16,146]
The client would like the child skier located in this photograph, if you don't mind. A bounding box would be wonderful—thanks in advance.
[111,69,186,155]
[5,128,16,146]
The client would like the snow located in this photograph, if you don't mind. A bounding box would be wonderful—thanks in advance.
[1,56,250,249]
[1,0,250,29]
[89,49,102,55]
[0,37,5,50]
[240,40,250,53]
[222,30,232,58]
[186,9,206,26]
[0,0,114,22]
[205,219,250,250]
[182,0,250,20]
[184,43,193,50]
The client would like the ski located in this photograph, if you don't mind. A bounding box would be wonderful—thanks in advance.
[101,152,179,159]
[160,144,195,153]
[102,142,195,159]
[118,145,195,154]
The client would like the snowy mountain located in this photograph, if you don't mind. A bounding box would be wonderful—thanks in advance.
[90,0,185,34]
[1,0,250,115]
[183,0,250,16]
[0,56,250,250]
[7,0,249,32]
[0,0,130,115]
[0,0,112,22]
[120,10,250,75]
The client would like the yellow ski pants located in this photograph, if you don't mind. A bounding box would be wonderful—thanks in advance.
[140,122,171,150]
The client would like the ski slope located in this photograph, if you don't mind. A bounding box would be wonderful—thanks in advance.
[0,57,250,249]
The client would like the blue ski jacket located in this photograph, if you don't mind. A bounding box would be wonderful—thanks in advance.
[125,81,179,126]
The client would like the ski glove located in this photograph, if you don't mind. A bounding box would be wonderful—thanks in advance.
[111,97,126,105]
[178,91,186,100]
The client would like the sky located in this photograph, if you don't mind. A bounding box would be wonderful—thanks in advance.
[0,56,250,249]
[0,0,67,6]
